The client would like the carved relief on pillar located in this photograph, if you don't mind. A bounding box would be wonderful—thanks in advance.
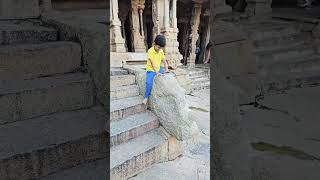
[155,0,182,67]
[110,0,126,52]
[131,0,147,52]
[187,2,202,68]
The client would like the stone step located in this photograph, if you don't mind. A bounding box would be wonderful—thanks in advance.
[261,72,320,93]
[254,32,310,52]
[189,71,209,79]
[0,21,58,45]
[0,72,93,125]
[263,55,320,74]
[39,159,107,180]
[110,74,136,87]
[110,96,146,122]
[255,44,315,67]
[192,81,210,90]
[110,128,169,180]
[245,25,300,41]
[0,106,107,180]
[190,74,209,81]
[110,111,159,147]
[239,19,292,29]
[110,84,140,100]
[0,42,82,80]
[110,68,129,76]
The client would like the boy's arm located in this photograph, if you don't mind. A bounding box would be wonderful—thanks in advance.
[163,57,169,72]
[149,58,159,73]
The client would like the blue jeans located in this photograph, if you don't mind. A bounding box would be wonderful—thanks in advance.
[144,67,165,99]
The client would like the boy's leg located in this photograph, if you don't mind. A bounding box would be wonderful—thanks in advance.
[143,71,156,104]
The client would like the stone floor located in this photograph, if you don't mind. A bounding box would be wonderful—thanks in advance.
[241,86,320,179]
[129,89,210,180]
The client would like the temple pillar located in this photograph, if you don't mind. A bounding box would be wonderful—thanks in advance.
[152,0,182,68]
[110,0,126,52]
[187,2,202,68]
[131,0,147,52]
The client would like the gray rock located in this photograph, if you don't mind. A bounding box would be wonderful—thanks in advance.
[312,23,320,38]
[136,71,199,141]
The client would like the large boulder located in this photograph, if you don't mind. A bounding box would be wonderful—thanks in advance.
[135,69,199,141]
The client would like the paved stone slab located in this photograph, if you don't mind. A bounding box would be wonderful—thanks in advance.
[110,111,159,147]
[0,73,93,124]
[110,84,140,100]
[0,106,107,180]
[0,42,81,80]
[251,152,320,180]
[39,159,107,180]
[242,86,320,158]
[0,0,40,19]
[0,21,57,45]
[110,128,169,180]
[110,96,146,121]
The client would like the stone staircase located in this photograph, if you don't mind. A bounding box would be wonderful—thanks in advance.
[238,19,320,93]
[0,20,106,180]
[188,67,210,91]
[110,67,178,180]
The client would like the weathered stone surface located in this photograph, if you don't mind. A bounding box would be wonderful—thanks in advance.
[39,159,107,180]
[0,0,40,19]
[42,9,108,107]
[110,84,140,100]
[0,42,81,80]
[0,21,57,45]
[0,106,107,180]
[312,23,320,38]
[110,75,136,87]
[212,70,252,179]
[110,129,169,180]
[110,111,159,147]
[0,73,93,124]
[110,96,146,121]
[136,70,199,141]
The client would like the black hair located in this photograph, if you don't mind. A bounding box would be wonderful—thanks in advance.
[154,35,166,47]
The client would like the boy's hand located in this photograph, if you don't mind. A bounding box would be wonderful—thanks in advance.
[156,72,163,76]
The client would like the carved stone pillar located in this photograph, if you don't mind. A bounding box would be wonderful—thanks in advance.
[131,0,147,52]
[110,0,126,52]
[187,3,202,68]
[152,0,182,68]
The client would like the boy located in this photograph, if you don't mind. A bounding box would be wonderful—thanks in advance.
[142,34,169,105]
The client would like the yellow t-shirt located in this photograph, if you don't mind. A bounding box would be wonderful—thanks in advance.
[146,47,165,72]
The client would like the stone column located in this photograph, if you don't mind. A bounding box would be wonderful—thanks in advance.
[187,3,202,68]
[245,0,272,17]
[110,0,126,52]
[152,0,182,68]
[131,0,147,52]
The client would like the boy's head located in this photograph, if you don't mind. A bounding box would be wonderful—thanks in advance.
[154,35,166,51]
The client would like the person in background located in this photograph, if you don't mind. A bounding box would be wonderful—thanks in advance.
[142,34,169,105]
[204,42,211,64]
